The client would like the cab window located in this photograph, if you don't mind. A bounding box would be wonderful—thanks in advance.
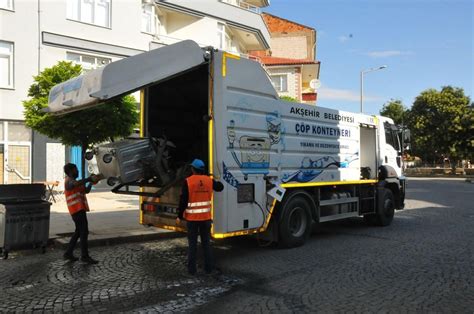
[384,122,400,151]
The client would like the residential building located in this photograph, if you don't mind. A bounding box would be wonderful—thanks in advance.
[0,0,270,184]
[251,13,320,104]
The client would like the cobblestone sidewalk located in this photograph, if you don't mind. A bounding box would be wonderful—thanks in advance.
[0,238,240,313]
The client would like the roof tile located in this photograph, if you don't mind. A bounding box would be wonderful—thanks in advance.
[258,56,319,65]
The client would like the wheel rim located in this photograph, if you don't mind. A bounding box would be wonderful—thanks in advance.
[384,197,394,216]
[288,206,307,237]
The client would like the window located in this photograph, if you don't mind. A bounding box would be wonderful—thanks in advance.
[0,121,32,184]
[8,121,31,142]
[67,0,111,28]
[393,131,401,151]
[225,31,233,50]
[271,75,288,92]
[0,41,14,89]
[384,122,400,151]
[217,23,233,51]
[66,52,111,71]
[384,126,395,148]
[141,3,157,34]
[217,23,225,50]
[0,0,13,10]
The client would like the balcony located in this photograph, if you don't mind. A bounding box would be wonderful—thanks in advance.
[155,0,271,49]
[220,0,270,14]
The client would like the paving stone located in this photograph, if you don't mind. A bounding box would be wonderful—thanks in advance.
[1,178,473,312]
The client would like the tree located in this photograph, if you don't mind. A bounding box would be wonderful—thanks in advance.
[406,86,473,168]
[23,61,139,179]
[380,99,407,125]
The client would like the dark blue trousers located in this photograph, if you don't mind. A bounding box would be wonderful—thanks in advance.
[186,220,213,274]
[66,210,89,258]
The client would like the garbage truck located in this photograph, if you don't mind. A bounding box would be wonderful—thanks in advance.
[47,40,408,247]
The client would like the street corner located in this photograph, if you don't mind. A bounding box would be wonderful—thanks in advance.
[0,238,242,313]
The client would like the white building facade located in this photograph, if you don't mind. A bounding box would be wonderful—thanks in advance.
[0,0,270,184]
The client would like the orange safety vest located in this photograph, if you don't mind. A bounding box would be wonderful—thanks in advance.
[64,178,89,215]
[184,175,213,221]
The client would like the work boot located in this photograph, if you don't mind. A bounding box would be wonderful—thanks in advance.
[80,256,99,264]
[63,253,78,262]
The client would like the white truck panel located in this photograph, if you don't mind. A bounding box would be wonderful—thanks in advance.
[211,52,379,234]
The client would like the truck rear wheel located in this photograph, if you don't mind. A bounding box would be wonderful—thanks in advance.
[364,188,394,226]
[278,196,312,248]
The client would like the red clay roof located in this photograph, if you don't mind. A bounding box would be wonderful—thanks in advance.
[262,13,315,33]
[259,56,319,66]
[249,50,268,57]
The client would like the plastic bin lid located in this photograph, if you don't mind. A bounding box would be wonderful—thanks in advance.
[46,40,207,115]
[0,184,46,203]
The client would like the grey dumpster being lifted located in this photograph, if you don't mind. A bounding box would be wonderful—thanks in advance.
[0,184,50,259]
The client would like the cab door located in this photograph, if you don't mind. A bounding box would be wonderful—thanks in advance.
[381,119,402,177]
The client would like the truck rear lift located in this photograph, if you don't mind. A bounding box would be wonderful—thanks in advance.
[47,40,210,115]
[110,165,191,198]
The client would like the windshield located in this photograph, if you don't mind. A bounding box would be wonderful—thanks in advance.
[384,122,401,151]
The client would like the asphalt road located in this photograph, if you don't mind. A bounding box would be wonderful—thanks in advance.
[0,177,472,312]
[201,177,474,312]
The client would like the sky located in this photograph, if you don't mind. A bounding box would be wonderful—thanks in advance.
[264,0,473,114]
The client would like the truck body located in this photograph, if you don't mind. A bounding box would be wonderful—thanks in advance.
[47,40,407,247]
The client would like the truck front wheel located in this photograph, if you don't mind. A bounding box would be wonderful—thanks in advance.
[278,196,312,248]
[378,188,395,226]
[364,189,395,227]
[364,188,394,226]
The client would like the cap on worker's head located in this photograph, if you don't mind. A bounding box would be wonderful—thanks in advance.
[63,163,77,176]
[190,159,205,170]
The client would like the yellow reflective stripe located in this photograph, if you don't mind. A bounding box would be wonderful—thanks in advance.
[139,89,145,224]
[187,201,211,207]
[212,199,278,238]
[66,192,80,201]
[222,52,240,77]
[373,115,379,125]
[208,57,215,232]
[185,208,211,214]
[213,229,261,239]
[280,180,377,188]
[140,89,145,137]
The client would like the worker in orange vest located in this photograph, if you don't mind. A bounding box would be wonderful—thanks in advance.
[63,163,103,264]
[176,159,223,275]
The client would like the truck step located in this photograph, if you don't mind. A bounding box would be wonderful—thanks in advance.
[319,211,359,222]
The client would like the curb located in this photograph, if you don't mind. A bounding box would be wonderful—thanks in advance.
[52,230,184,249]
[406,174,474,179]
